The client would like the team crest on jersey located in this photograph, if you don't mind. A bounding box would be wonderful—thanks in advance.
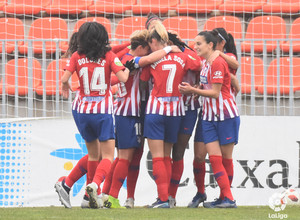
[188,54,196,60]
[114,57,123,66]
[200,75,208,84]
[213,71,223,79]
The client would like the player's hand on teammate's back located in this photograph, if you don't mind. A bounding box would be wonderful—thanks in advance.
[124,59,136,73]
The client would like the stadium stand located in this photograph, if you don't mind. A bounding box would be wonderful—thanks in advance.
[176,0,223,14]
[3,0,51,15]
[241,16,287,53]
[262,0,300,14]
[114,16,147,44]
[162,16,198,45]
[35,59,66,96]
[0,58,42,96]
[132,0,178,14]
[89,0,136,14]
[218,0,267,13]
[257,57,300,95]
[280,17,300,53]
[240,56,264,94]
[44,0,93,15]
[203,16,243,39]
[18,17,68,55]
[0,0,6,11]
[0,18,24,54]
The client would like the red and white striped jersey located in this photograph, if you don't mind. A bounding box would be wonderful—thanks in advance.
[72,89,81,111]
[114,53,141,116]
[200,57,239,121]
[140,51,201,116]
[65,51,125,114]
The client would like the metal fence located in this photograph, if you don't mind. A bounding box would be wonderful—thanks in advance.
[1,38,300,118]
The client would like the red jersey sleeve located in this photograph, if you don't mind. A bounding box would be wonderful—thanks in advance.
[65,52,78,73]
[108,51,126,74]
[210,57,227,84]
[140,65,151,82]
[184,49,201,72]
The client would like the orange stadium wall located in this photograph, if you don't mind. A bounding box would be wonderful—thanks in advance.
[0,116,299,207]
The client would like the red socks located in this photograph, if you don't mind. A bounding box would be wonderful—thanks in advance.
[102,158,119,194]
[220,158,234,199]
[65,154,88,188]
[223,158,233,185]
[127,148,143,199]
[92,159,112,187]
[109,159,130,198]
[152,157,168,202]
[169,159,183,198]
[209,155,233,201]
[87,160,99,185]
[193,160,206,194]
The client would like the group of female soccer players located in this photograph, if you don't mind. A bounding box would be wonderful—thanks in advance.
[54,13,240,209]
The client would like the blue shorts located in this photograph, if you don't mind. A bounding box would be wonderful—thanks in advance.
[178,110,198,135]
[76,113,115,142]
[194,111,204,142]
[144,114,181,143]
[202,116,240,145]
[115,115,141,149]
[72,109,79,129]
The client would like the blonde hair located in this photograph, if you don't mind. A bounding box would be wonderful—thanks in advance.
[129,29,149,50]
[147,22,169,44]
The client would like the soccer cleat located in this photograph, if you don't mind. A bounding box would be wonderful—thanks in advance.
[54,177,71,209]
[187,192,207,208]
[104,195,125,209]
[168,196,176,208]
[124,198,134,209]
[86,182,100,209]
[214,197,237,208]
[203,198,222,208]
[148,198,170,208]
[81,195,90,209]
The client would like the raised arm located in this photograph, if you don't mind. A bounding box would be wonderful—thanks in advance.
[134,45,181,68]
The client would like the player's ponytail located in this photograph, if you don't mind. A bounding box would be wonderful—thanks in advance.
[130,29,149,50]
[225,33,237,60]
[147,22,169,45]
[212,28,237,59]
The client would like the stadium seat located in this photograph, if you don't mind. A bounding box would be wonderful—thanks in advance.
[45,0,93,15]
[89,0,136,14]
[241,16,286,53]
[162,16,198,46]
[0,0,7,11]
[218,0,267,13]
[60,17,112,53]
[18,17,68,55]
[280,17,300,53]
[240,56,264,94]
[262,0,300,14]
[257,57,300,95]
[176,0,223,14]
[203,16,243,39]
[3,0,51,15]
[132,0,178,14]
[114,17,147,44]
[35,59,67,96]
[1,58,42,96]
[0,18,24,54]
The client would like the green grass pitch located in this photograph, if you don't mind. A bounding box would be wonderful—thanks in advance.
[0,206,300,220]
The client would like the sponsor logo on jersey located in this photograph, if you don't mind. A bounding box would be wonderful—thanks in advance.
[213,71,223,79]
[114,57,123,66]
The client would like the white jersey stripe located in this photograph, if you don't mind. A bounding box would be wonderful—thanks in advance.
[224,100,234,118]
